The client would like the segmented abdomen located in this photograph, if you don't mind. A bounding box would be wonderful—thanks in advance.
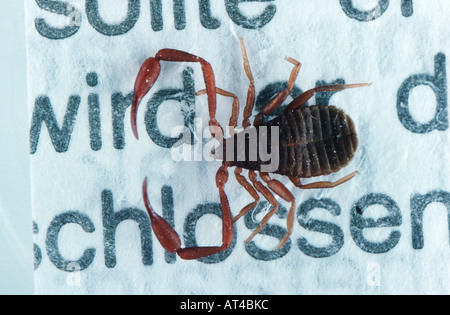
[267,105,358,178]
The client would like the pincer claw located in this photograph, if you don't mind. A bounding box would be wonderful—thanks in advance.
[131,57,161,139]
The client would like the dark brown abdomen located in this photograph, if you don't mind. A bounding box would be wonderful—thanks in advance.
[266,105,358,178]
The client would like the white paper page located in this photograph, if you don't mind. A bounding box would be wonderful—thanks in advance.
[26,0,449,294]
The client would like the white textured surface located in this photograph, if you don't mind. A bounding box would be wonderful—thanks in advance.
[25,0,450,294]
[0,0,33,294]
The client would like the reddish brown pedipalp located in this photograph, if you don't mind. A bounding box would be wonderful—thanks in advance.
[131,48,222,141]
[132,48,233,260]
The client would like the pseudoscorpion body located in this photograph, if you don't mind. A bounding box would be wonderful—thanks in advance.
[131,39,370,259]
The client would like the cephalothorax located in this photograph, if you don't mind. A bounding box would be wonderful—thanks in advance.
[131,39,370,260]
